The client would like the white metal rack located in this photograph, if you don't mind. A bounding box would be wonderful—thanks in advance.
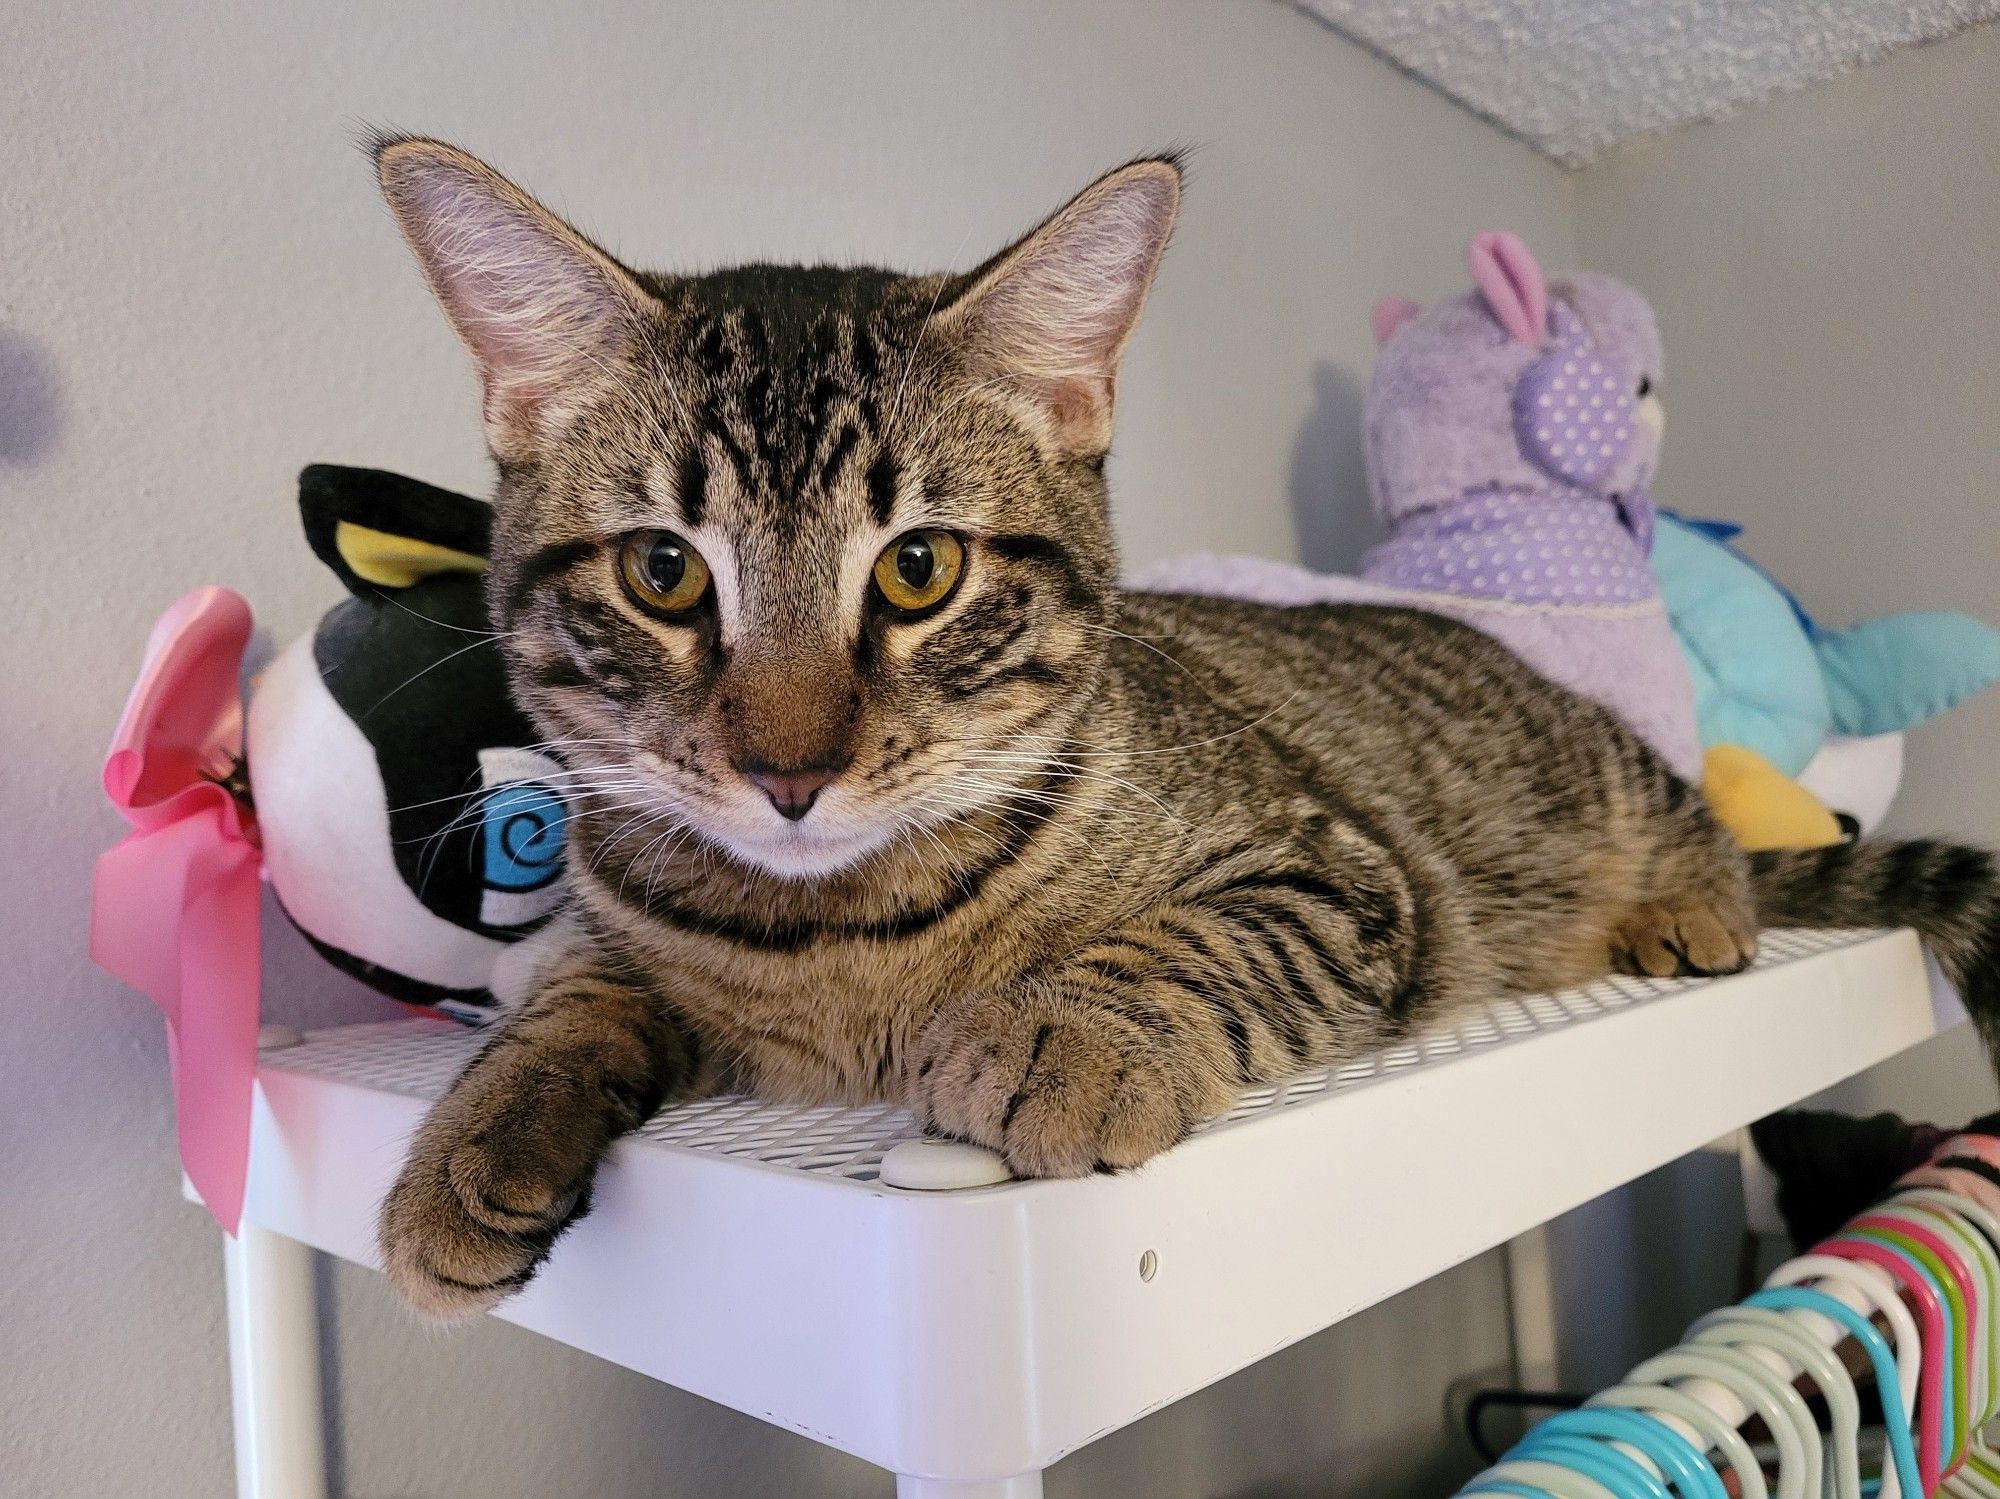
[219,927,1965,1497]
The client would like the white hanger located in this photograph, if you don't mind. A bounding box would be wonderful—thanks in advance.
[1687,1307,1865,1499]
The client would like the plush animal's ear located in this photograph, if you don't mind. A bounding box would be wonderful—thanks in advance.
[937,157,1181,456]
[373,136,657,461]
[300,465,492,596]
[1370,296,1421,347]
[1467,230,1548,347]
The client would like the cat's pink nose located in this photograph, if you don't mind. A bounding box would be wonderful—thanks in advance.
[740,761,844,822]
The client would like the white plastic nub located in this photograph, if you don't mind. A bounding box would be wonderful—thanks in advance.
[879,1139,1012,1191]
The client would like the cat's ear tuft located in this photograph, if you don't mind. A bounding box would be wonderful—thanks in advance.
[373,137,655,460]
[940,157,1181,456]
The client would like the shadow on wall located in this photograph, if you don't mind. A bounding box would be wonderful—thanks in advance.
[0,327,65,465]
[1289,360,1377,573]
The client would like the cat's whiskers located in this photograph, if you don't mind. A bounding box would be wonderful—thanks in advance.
[358,631,530,720]
[368,590,520,642]
[402,772,655,894]
[1074,621,1227,701]
[613,806,699,901]
[950,752,1186,827]
[909,776,1121,881]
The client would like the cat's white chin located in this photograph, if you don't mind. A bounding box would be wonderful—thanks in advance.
[708,809,903,882]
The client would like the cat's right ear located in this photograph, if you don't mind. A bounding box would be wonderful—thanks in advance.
[937,157,1181,458]
[373,136,656,462]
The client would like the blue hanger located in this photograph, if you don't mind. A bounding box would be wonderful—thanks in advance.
[1746,1287,1923,1499]
[1510,1433,1674,1499]
[1521,1409,1725,1499]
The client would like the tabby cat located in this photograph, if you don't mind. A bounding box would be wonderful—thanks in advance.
[369,138,2000,1318]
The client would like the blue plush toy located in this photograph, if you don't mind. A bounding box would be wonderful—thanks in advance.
[1651,510,2000,846]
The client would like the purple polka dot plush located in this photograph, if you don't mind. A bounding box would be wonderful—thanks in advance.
[1137,230,1703,780]
[1357,231,1697,776]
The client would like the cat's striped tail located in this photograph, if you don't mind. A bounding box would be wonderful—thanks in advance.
[1751,839,2000,1055]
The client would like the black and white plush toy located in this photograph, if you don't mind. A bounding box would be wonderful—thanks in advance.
[248,466,567,1019]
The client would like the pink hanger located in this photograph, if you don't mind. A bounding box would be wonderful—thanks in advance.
[1902,1163,2000,1221]
[1818,1232,1949,1493]
[1854,1210,1982,1477]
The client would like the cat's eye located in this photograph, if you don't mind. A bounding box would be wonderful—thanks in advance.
[618,530,711,616]
[1636,376,1654,398]
[872,530,965,613]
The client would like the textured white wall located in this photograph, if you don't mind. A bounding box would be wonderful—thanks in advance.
[1575,21,2000,1129]
[0,2,1576,1494]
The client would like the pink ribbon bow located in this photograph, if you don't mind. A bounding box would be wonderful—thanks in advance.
[91,587,262,1233]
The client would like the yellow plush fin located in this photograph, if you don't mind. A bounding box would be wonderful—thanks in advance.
[1702,744,1844,852]
[334,521,489,588]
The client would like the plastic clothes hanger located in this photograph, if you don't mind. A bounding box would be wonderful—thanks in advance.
[1764,1253,1923,1445]
[1814,1233,1950,1493]
[1893,1189,2000,1415]
[1883,1202,1996,1428]
[1588,1382,1769,1499]
[1621,1346,1813,1499]
[1856,1223,1984,1455]
[1903,1164,2000,1224]
[1688,1307,1866,1499]
[1849,1218,1971,1471]
[1745,1287,1924,1499]
[1876,1199,2000,1495]
[1625,1345,1820,1499]
[1508,1434,1674,1499]
[1880,1207,1992,1447]
[1465,1458,1620,1498]
[1519,1408,1728,1499]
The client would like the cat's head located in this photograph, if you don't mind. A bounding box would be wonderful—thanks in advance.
[1363,231,1665,522]
[374,138,1178,880]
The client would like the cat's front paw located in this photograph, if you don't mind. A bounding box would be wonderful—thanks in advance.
[910,989,1198,1177]
[377,1067,611,1319]
[1612,897,1758,979]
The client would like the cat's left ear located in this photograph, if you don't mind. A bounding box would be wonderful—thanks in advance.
[374,136,658,462]
[939,157,1181,457]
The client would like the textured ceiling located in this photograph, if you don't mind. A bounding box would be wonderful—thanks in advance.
[1292,1,2000,166]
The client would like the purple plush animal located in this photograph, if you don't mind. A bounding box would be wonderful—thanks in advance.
[1140,231,1701,781]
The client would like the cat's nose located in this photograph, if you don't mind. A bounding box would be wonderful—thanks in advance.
[739,758,847,822]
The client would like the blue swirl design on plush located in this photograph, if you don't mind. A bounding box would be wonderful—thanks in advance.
[479,783,568,893]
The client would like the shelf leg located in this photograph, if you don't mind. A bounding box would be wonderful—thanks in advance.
[1502,1222,1560,1389]
[895,1473,1044,1498]
[224,1221,329,1499]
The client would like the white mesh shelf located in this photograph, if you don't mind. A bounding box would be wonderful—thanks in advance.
[234,926,1963,1495]
[265,925,1891,1186]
